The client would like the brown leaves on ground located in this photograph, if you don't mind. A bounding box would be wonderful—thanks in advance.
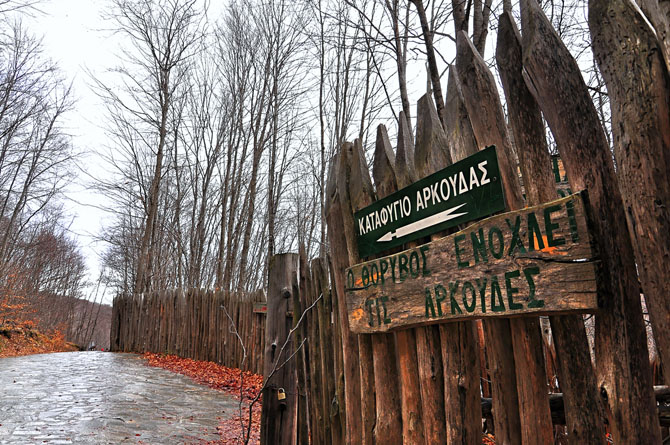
[142,353,262,444]
[0,327,77,358]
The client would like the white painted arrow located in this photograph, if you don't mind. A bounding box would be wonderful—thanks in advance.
[377,203,468,242]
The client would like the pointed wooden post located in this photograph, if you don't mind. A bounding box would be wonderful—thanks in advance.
[395,110,418,189]
[589,0,670,388]
[325,153,362,445]
[519,0,661,441]
[261,253,299,445]
[496,11,606,443]
[443,68,494,441]
[373,124,424,444]
[456,29,554,444]
[412,95,450,444]
[444,68,478,165]
[336,141,377,445]
[313,257,342,444]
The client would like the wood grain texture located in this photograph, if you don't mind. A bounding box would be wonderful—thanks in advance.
[520,0,662,441]
[496,11,606,444]
[590,0,670,387]
[324,153,363,444]
[345,193,598,333]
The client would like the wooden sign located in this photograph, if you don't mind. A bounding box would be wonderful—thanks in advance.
[345,192,598,333]
[253,302,268,314]
[355,145,505,258]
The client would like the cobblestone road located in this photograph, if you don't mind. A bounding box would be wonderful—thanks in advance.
[0,352,238,444]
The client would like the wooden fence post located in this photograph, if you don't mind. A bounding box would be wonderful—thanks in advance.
[589,0,670,387]
[495,10,606,443]
[325,152,362,444]
[519,0,662,441]
[261,253,299,445]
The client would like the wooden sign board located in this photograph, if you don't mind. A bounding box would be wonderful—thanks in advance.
[345,192,598,333]
[253,302,268,314]
[355,145,505,258]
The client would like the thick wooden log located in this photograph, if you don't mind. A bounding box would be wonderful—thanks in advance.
[313,258,341,444]
[415,95,451,176]
[413,95,449,444]
[519,0,662,441]
[324,153,362,445]
[372,125,414,443]
[590,0,670,387]
[395,110,418,187]
[260,253,299,445]
[346,138,402,443]
[496,11,607,443]
[443,68,489,444]
[294,248,309,445]
[444,68,478,166]
[393,118,428,444]
[456,29,553,443]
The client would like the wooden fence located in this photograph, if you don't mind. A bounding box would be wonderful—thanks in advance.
[310,32,670,442]
[110,289,266,374]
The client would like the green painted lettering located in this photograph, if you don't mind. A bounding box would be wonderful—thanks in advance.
[380,296,391,324]
[524,266,544,308]
[475,278,487,313]
[506,216,527,256]
[462,281,477,313]
[347,270,354,289]
[455,234,469,268]
[505,270,523,310]
[425,288,436,318]
[380,259,389,284]
[527,212,545,251]
[449,281,462,314]
[420,245,431,276]
[370,263,379,285]
[375,298,382,325]
[434,284,446,316]
[362,266,370,287]
[544,204,566,247]
[389,256,397,282]
[488,226,504,259]
[365,299,375,327]
[471,228,488,264]
[490,276,505,312]
[399,254,409,282]
[409,251,420,278]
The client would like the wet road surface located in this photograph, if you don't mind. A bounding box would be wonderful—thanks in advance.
[0,351,238,444]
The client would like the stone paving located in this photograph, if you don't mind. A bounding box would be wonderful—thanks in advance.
[0,351,239,444]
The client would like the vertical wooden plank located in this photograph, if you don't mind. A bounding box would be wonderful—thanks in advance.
[337,139,381,445]
[394,120,432,440]
[368,127,405,443]
[325,150,363,445]
[326,254,347,445]
[303,255,324,445]
[519,0,662,441]
[294,249,309,445]
[590,0,670,387]
[456,29,552,444]
[495,11,606,443]
[260,254,299,445]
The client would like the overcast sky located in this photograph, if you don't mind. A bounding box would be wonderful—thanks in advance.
[21,1,120,303]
